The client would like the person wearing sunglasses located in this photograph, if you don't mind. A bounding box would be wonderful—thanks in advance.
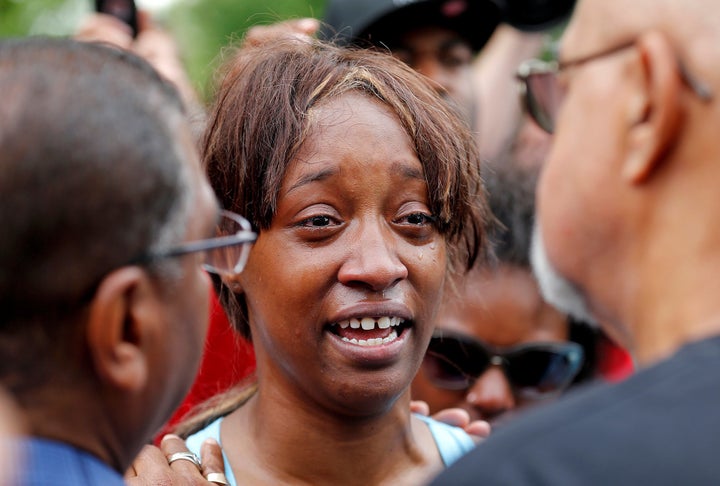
[412,161,598,426]
[0,38,256,485]
[432,0,720,484]
[322,0,570,164]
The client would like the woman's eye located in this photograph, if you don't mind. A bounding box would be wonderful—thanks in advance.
[400,212,436,226]
[299,214,335,228]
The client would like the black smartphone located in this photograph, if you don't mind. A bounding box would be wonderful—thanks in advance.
[95,0,138,37]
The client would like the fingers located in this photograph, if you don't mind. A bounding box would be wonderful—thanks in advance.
[125,443,168,483]
[432,407,471,429]
[464,420,492,442]
[125,434,216,485]
[162,434,204,477]
[430,407,491,444]
[243,18,320,48]
[199,438,225,478]
[136,10,153,32]
[410,399,430,416]
[75,13,134,49]
[76,10,200,109]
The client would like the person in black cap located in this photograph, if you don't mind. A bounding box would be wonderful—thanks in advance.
[323,0,501,142]
[237,1,573,163]
[321,0,575,162]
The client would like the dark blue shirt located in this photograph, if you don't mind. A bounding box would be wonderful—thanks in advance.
[8,437,125,485]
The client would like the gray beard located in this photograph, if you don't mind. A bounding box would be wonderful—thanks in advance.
[531,223,598,327]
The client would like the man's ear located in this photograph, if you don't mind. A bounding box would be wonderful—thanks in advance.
[85,267,157,393]
[623,31,684,183]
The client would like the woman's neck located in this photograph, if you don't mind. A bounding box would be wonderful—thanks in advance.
[219,385,442,485]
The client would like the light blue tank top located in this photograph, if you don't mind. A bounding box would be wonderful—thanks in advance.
[186,413,475,485]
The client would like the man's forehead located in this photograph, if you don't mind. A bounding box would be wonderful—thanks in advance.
[560,0,643,59]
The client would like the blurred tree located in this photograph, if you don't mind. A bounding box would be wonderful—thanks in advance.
[0,0,325,100]
[165,0,324,101]
[0,0,89,37]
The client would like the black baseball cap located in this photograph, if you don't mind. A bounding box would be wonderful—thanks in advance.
[322,0,502,53]
[494,0,576,31]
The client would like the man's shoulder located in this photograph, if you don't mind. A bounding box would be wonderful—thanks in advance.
[11,437,126,485]
[431,337,720,485]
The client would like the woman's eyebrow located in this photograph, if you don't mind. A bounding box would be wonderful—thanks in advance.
[286,160,423,194]
[286,166,339,194]
[392,161,425,181]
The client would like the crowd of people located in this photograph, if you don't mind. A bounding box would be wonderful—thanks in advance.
[4,0,718,483]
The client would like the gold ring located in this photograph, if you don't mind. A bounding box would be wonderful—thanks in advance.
[166,451,202,469]
[205,472,230,485]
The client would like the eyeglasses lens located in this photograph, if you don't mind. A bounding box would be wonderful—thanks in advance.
[423,337,490,390]
[504,346,582,396]
[526,71,562,134]
[203,213,252,276]
[424,335,583,397]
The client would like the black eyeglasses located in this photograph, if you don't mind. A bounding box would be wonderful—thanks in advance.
[134,210,257,276]
[423,329,584,399]
[516,40,713,134]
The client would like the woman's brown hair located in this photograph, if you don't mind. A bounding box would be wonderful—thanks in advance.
[203,38,489,341]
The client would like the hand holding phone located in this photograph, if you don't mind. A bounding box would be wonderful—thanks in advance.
[95,0,138,37]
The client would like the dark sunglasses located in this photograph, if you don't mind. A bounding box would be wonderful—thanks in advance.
[423,330,584,399]
[515,40,713,134]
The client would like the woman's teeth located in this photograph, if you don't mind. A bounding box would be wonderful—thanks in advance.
[337,316,403,330]
[333,317,405,347]
[341,329,398,346]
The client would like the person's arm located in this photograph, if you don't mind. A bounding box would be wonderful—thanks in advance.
[473,25,546,162]
[75,11,202,122]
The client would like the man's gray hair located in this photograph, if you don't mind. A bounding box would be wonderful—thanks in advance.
[0,38,194,324]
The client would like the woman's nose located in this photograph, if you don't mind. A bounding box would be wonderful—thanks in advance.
[337,219,408,292]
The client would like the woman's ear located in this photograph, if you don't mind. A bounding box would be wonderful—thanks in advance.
[623,30,684,183]
[85,267,156,393]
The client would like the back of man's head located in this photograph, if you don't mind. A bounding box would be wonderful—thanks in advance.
[0,38,193,397]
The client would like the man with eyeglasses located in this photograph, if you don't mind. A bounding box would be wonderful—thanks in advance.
[0,38,254,484]
[412,162,599,427]
[432,0,720,484]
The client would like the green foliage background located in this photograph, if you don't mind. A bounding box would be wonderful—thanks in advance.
[0,0,325,100]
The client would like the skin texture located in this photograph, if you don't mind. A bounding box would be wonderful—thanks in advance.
[76,11,200,111]
[126,435,226,485]
[219,93,450,485]
[135,151,217,440]
[535,0,720,365]
[412,266,568,425]
[0,390,22,484]
[77,135,217,470]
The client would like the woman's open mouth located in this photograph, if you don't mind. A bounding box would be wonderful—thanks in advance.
[327,317,410,347]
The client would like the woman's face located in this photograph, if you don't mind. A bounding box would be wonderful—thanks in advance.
[237,92,447,416]
[412,266,569,424]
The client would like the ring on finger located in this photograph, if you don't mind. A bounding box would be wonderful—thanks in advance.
[167,451,202,469]
[205,472,230,485]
